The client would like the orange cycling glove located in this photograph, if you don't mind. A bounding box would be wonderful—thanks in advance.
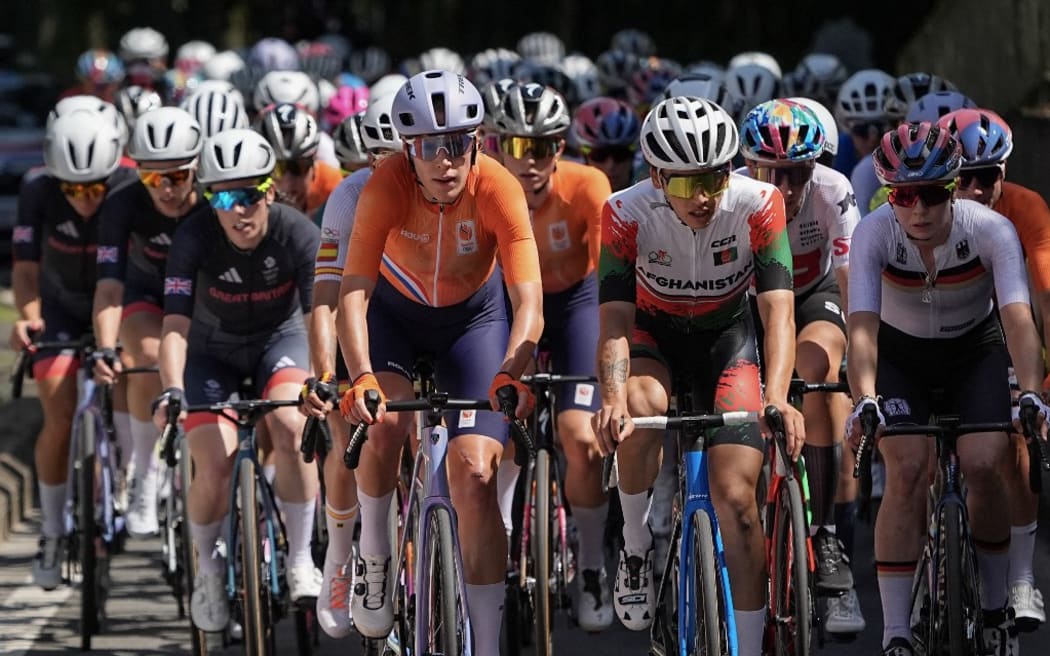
[488,371,535,417]
[340,372,387,422]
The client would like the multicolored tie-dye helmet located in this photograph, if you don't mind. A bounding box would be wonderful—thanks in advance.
[740,99,825,162]
[873,122,962,185]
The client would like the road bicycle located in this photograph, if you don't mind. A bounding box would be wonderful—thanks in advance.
[343,358,533,656]
[504,372,593,656]
[854,397,1049,655]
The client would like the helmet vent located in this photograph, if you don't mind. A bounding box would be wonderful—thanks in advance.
[431,92,447,128]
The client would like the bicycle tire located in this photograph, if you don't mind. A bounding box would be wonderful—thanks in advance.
[178,434,209,655]
[78,411,98,651]
[393,480,419,655]
[421,505,463,656]
[771,479,812,656]
[692,509,728,656]
[941,502,982,655]
[533,449,554,655]
[239,460,272,655]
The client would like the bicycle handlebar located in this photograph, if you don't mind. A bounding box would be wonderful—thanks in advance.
[1020,398,1050,494]
[787,378,850,398]
[520,373,597,386]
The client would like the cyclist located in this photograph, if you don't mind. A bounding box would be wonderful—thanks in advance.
[331,113,370,175]
[939,107,1050,631]
[180,81,250,138]
[490,81,615,630]
[335,70,542,655]
[303,90,402,639]
[845,122,1049,656]
[118,26,169,93]
[62,49,124,102]
[834,69,897,206]
[91,107,208,538]
[254,102,342,217]
[571,96,642,192]
[11,110,135,589]
[592,96,804,656]
[150,129,322,631]
[252,70,340,168]
[738,98,863,630]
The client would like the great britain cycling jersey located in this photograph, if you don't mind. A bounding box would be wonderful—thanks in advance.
[315,167,371,283]
[97,181,211,313]
[163,203,320,335]
[848,199,1030,338]
[531,160,609,293]
[599,173,794,335]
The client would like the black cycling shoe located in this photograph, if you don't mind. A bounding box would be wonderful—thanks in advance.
[814,528,854,592]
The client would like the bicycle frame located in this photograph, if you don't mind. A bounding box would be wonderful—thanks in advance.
[65,376,122,545]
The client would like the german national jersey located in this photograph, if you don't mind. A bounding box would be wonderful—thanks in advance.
[599,174,793,333]
[344,153,541,307]
[531,161,610,293]
[849,199,1030,338]
[993,181,1050,293]
[163,204,320,335]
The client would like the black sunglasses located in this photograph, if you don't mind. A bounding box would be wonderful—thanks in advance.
[958,166,1002,188]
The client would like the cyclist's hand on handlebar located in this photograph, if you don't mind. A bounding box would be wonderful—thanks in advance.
[91,347,122,385]
[763,401,806,460]
[9,319,43,351]
[489,371,535,420]
[592,402,633,457]
[846,396,885,450]
[151,387,185,432]
[340,372,387,424]
[1014,391,1050,439]
[300,372,337,419]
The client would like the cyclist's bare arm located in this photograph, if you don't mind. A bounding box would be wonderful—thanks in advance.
[10,261,41,349]
[309,280,340,376]
[92,280,124,350]
[158,314,190,392]
[1001,301,1046,393]
[594,300,635,453]
[502,280,544,379]
[756,288,796,405]
[846,311,880,401]
[835,266,849,321]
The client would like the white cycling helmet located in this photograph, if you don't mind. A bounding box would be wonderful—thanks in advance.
[727,51,782,79]
[725,64,782,117]
[48,95,128,146]
[469,48,521,86]
[370,73,408,102]
[835,69,896,127]
[789,97,839,156]
[115,85,163,131]
[128,107,203,162]
[253,70,320,113]
[349,46,391,84]
[45,112,123,182]
[180,86,248,138]
[905,91,976,123]
[119,27,169,62]
[784,53,848,102]
[610,28,656,58]
[254,103,321,160]
[392,70,484,137]
[640,96,739,171]
[418,47,466,75]
[175,40,216,72]
[197,129,275,185]
[492,82,571,136]
[201,50,246,81]
[517,31,565,65]
[360,92,401,151]
[332,115,369,168]
[248,38,300,72]
[561,54,602,105]
[686,60,726,78]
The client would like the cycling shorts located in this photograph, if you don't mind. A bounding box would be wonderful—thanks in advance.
[121,266,163,320]
[876,314,1010,427]
[752,273,845,346]
[542,274,600,413]
[32,294,92,380]
[368,273,510,444]
[183,317,310,432]
[631,309,764,451]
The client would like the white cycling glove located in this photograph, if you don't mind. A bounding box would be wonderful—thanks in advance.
[846,395,885,440]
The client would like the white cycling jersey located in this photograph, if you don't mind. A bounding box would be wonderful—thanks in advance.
[314,166,372,282]
[848,199,1030,338]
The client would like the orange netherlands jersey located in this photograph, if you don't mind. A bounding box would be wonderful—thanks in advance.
[306,161,344,216]
[531,161,610,293]
[344,153,541,307]
[993,181,1050,293]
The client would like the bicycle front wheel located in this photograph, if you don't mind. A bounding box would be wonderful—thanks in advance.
[941,502,982,655]
[771,479,812,656]
[78,411,99,651]
[420,506,464,656]
[692,509,728,656]
[532,449,554,656]
[239,460,273,655]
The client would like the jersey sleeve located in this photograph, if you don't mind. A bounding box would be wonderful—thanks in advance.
[1003,185,1050,293]
[749,188,794,293]
[981,212,1031,309]
[846,212,889,315]
[95,189,132,282]
[341,163,402,282]
[598,198,638,305]
[12,176,46,263]
[850,156,881,215]
[829,179,860,270]
[479,168,541,286]
[162,214,203,318]
[575,167,612,272]
[315,172,366,283]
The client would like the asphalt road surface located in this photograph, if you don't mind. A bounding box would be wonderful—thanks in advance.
[1,504,1049,655]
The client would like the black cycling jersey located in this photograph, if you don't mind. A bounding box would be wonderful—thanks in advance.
[97,181,211,293]
[13,168,138,304]
[163,203,320,335]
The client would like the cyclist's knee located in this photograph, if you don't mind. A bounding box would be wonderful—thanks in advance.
[557,411,601,463]
[795,340,833,383]
[714,483,762,534]
[883,451,927,498]
[626,376,668,418]
[959,437,1008,490]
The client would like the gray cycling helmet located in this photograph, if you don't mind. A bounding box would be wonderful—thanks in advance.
[492,82,570,136]
[181,84,249,137]
[332,115,369,169]
[254,103,321,160]
[197,129,275,186]
[128,107,203,162]
[392,70,484,137]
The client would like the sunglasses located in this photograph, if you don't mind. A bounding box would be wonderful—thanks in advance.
[581,144,636,164]
[407,131,476,162]
[482,134,501,154]
[958,166,1002,188]
[137,162,196,188]
[662,166,731,199]
[274,158,315,179]
[751,164,815,188]
[498,135,561,160]
[205,178,273,211]
[60,180,107,200]
[887,181,956,208]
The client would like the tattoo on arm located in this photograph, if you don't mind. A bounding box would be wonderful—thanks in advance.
[600,358,628,394]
